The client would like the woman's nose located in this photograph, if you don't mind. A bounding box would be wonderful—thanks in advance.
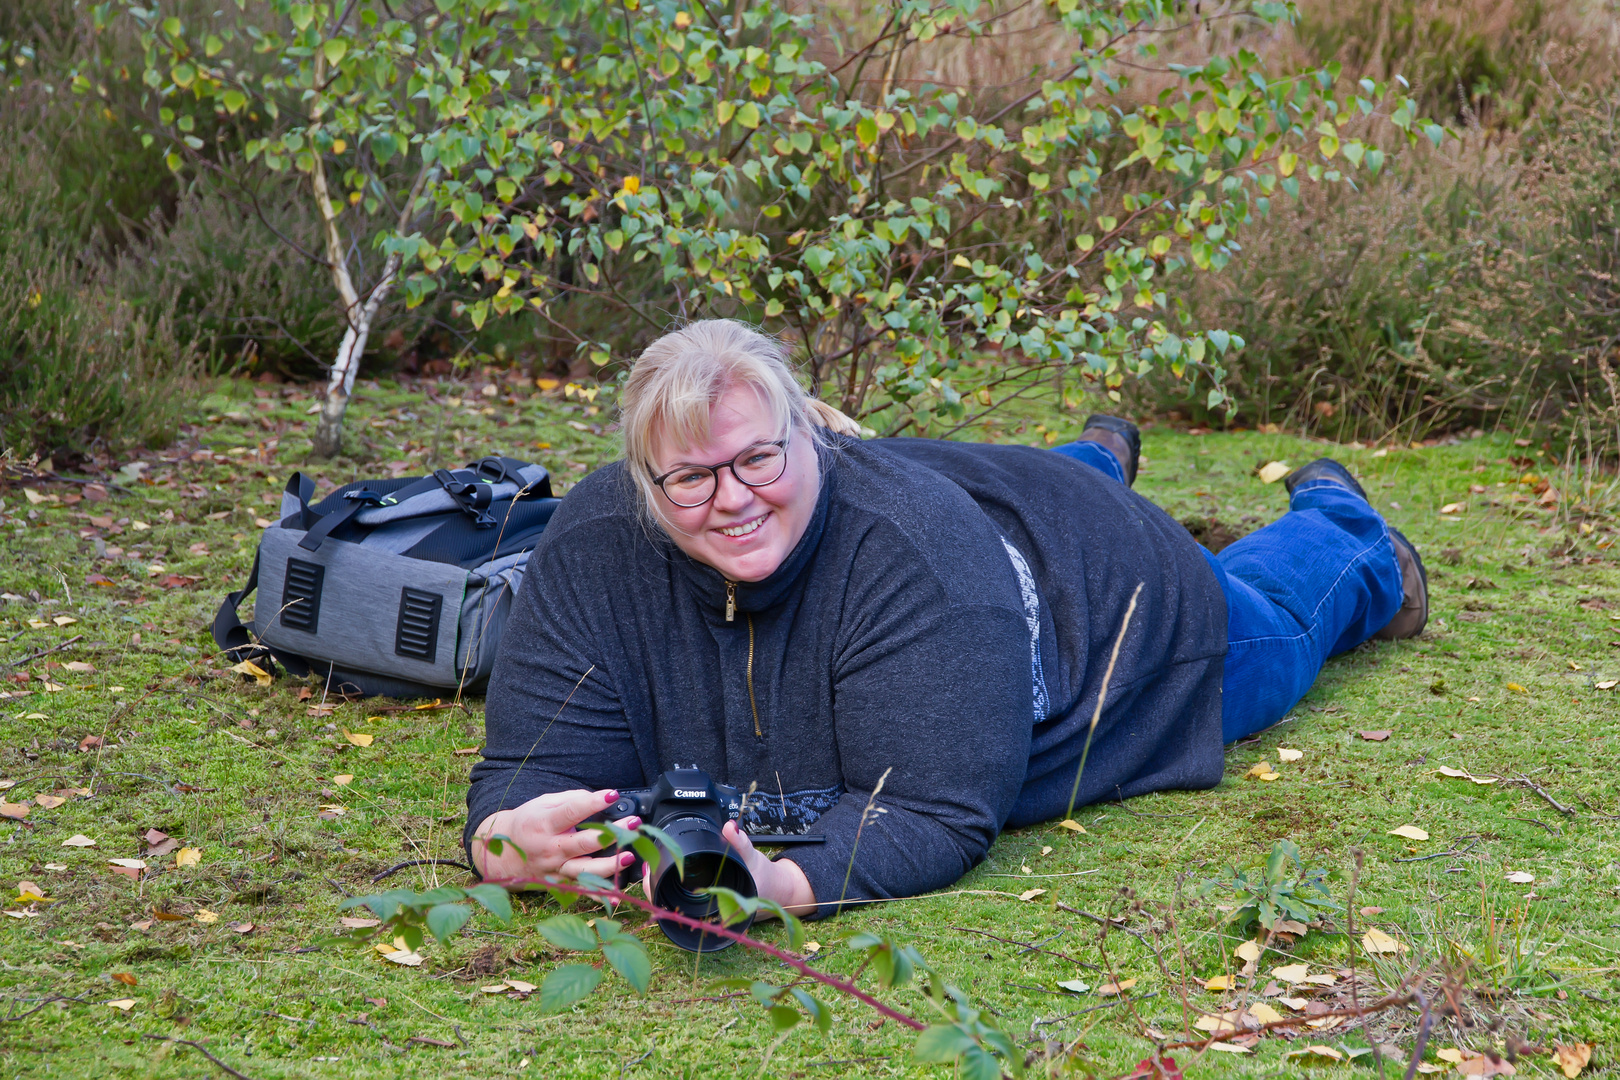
[711,467,754,513]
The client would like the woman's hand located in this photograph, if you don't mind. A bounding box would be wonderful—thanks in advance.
[470,789,640,884]
[643,821,817,919]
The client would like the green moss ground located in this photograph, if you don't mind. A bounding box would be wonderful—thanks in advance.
[2,375,1617,1078]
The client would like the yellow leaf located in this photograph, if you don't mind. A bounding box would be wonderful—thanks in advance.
[504,979,537,993]
[1204,974,1234,991]
[175,847,202,868]
[1438,1049,1465,1064]
[193,909,219,924]
[1303,973,1337,986]
[333,774,354,786]
[622,175,640,194]
[1234,940,1262,964]
[1595,680,1618,690]
[1244,762,1279,781]
[480,984,508,994]
[803,941,821,955]
[1248,1002,1283,1024]
[1440,502,1466,514]
[1207,1042,1250,1054]
[1055,819,1086,833]
[1276,748,1303,762]
[1258,461,1291,484]
[52,615,78,626]
[1288,1045,1344,1061]
[1272,963,1309,983]
[106,999,136,1011]
[343,731,374,747]
[1019,888,1047,902]
[1278,996,1308,1011]
[1387,825,1429,841]
[229,659,272,686]
[1554,1043,1593,1078]
[384,950,425,966]
[1506,682,1528,694]
[1361,928,1408,954]
[107,858,146,869]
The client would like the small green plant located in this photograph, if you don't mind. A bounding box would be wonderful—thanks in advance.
[1202,839,1340,933]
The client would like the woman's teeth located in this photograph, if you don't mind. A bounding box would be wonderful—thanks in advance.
[719,515,766,538]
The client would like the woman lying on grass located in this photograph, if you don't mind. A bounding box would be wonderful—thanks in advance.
[466,320,1427,917]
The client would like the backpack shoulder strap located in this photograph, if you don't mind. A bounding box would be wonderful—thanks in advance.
[212,547,266,665]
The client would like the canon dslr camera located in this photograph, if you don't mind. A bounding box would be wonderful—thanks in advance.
[587,767,821,952]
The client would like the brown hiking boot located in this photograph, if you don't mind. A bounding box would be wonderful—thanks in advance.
[1077,414,1140,486]
[1373,527,1428,640]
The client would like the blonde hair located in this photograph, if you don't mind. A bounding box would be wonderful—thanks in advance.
[619,320,858,524]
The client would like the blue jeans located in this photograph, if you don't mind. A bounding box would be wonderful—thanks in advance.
[1052,441,1404,743]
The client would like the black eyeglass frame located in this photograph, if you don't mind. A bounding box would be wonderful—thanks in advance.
[651,437,791,508]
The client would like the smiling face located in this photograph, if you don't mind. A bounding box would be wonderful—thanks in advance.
[651,383,820,583]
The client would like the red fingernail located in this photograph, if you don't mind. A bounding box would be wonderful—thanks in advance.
[626,816,642,829]
[620,852,635,866]
[604,790,619,804]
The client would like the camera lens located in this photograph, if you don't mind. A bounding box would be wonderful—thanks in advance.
[646,818,756,953]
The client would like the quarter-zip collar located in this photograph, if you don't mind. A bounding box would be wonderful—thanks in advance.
[673,440,837,620]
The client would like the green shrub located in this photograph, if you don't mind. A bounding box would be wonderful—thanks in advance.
[1157,90,1620,442]
[0,147,197,459]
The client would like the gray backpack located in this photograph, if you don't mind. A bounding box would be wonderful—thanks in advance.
[212,456,559,698]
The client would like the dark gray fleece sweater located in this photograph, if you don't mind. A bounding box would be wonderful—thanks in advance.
[466,436,1226,915]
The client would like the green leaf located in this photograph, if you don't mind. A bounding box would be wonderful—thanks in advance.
[535,914,597,952]
[856,116,877,147]
[221,89,247,114]
[789,988,831,1032]
[425,902,471,943]
[601,938,652,994]
[913,1024,977,1062]
[960,1045,1004,1080]
[737,102,761,129]
[767,1005,801,1032]
[370,132,397,165]
[539,965,602,1013]
[464,884,512,923]
[716,101,735,125]
[323,39,348,66]
[171,63,196,88]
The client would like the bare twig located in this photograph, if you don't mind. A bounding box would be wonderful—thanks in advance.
[1514,775,1576,816]
[6,634,84,667]
[952,926,1101,970]
[141,1035,260,1080]
[371,858,475,883]
[2,994,89,1021]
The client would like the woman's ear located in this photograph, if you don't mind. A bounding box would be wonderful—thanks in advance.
[805,399,861,437]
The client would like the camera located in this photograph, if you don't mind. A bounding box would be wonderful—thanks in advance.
[588,767,822,953]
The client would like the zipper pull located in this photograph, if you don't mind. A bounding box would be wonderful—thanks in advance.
[725,580,736,622]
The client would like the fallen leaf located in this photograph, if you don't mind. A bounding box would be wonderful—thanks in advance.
[1056,979,1091,994]
[1207,1042,1251,1054]
[480,984,508,994]
[1554,1043,1593,1078]
[1288,1046,1344,1062]
[106,999,136,1011]
[1278,996,1308,1011]
[1456,1052,1518,1076]
[0,781,12,791]
[146,837,180,858]
[1435,766,1499,785]
[343,731,374,747]
[108,858,146,870]
[504,979,537,993]
[1388,825,1430,841]
[229,921,254,934]
[229,659,271,687]
[62,661,95,673]
[1194,1014,1240,1035]
[1276,748,1303,762]
[1272,918,1308,936]
[1360,906,1385,917]
[408,1036,455,1048]
[1258,461,1291,484]
[193,909,219,924]
[0,801,29,820]
[1415,1064,1446,1075]
[1234,941,1262,964]
[1272,963,1309,983]
[1596,680,1618,691]
[62,834,96,847]
[1359,729,1392,741]
[1440,502,1467,515]
[1019,887,1047,902]
[1097,978,1137,996]
[1248,1002,1283,1025]
[332,774,354,786]
[1506,683,1528,694]
[31,794,63,810]
[340,916,381,929]
[1303,973,1337,986]
[1362,928,1408,955]
[52,615,78,626]
[383,950,425,966]
[151,910,187,922]
[1055,819,1087,833]
[111,972,137,986]
[129,919,153,931]
[452,747,480,756]
[1505,870,1535,884]
[175,847,202,868]
[1204,975,1235,991]
[78,735,103,751]
[803,942,821,955]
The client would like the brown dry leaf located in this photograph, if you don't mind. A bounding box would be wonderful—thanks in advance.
[1206,1042,1251,1054]
[480,984,508,994]
[1303,973,1337,986]
[1360,906,1385,917]
[175,847,202,868]
[504,979,537,994]
[1455,1051,1518,1077]
[15,881,44,901]
[229,921,254,934]
[1361,928,1408,955]
[1278,996,1308,1011]
[1388,825,1430,841]
[1272,918,1308,936]
[0,801,30,820]
[111,972,137,986]
[1359,730,1392,741]
[332,774,354,786]
[107,858,147,870]
[1096,978,1137,997]
[1288,1046,1345,1062]
[33,794,66,809]
[62,661,95,673]
[61,834,96,847]
[151,910,188,922]
[1554,1043,1593,1078]
[383,950,425,967]
[452,747,480,756]
[343,730,374,747]
[229,660,272,687]
[78,735,103,752]
[340,916,381,929]
[1018,888,1047,902]
[1055,819,1087,833]
[129,919,153,931]
[146,837,180,858]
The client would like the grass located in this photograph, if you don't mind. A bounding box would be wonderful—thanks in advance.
[2,374,1619,1078]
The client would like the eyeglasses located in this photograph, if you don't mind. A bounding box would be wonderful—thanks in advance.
[652,438,790,508]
